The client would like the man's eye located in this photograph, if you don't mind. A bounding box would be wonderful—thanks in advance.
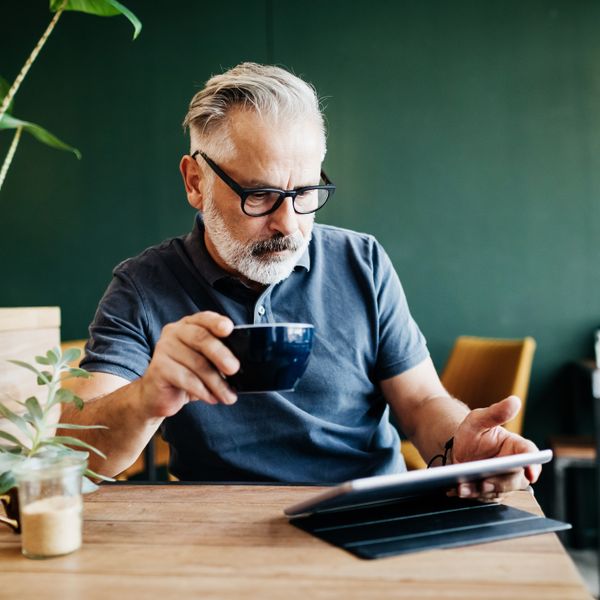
[295,189,317,202]
[245,191,278,208]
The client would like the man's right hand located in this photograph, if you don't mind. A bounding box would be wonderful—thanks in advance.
[139,311,240,418]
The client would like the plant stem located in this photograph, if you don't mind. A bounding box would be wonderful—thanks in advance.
[0,126,22,192]
[0,0,67,122]
[29,361,60,457]
[44,362,60,417]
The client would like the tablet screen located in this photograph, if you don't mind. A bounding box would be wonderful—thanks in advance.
[284,449,552,516]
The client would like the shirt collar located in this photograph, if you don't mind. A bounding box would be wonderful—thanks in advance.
[184,213,311,289]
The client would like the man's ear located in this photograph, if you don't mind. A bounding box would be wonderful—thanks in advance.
[180,155,205,211]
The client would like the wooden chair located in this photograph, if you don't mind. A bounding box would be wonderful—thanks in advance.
[60,340,169,481]
[402,336,537,469]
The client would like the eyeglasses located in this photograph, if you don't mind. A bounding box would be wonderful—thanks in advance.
[191,151,335,217]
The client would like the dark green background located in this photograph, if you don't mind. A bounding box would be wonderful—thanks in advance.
[2,1,599,513]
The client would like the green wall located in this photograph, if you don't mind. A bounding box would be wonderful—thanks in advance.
[2,1,599,487]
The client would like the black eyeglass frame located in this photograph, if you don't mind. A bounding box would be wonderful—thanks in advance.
[191,150,336,217]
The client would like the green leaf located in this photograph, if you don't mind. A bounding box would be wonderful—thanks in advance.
[62,348,81,365]
[65,367,92,379]
[81,476,99,493]
[50,0,142,40]
[55,388,84,410]
[104,0,142,39]
[19,413,39,431]
[0,113,81,159]
[0,430,27,449]
[85,468,115,482]
[34,355,51,365]
[42,436,107,459]
[0,471,16,495]
[37,371,53,386]
[0,452,27,476]
[0,453,26,469]
[55,387,75,403]
[6,359,46,381]
[0,402,32,439]
[47,348,60,365]
[24,396,44,423]
[52,423,108,430]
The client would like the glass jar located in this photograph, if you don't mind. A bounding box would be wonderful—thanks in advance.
[14,452,87,559]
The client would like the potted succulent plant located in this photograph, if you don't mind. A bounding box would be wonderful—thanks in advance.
[0,2,141,545]
[0,346,112,534]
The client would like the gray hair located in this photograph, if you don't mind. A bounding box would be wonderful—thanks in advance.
[182,62,326,161]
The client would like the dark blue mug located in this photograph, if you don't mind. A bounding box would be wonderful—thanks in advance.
[223,323,314,393]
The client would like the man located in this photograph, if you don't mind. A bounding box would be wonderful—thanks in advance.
[63,63,540,498]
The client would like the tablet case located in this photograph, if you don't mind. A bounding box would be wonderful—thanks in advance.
[289,492,571,559]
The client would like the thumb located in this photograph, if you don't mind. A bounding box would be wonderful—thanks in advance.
[467,395,521,431]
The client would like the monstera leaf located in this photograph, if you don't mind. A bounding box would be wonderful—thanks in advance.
[49,0,142,39]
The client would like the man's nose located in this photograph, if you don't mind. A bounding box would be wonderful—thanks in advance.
[267,196,299,237]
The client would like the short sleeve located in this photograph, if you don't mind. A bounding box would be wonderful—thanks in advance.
[80,267,152,381]
[372,242,429,381]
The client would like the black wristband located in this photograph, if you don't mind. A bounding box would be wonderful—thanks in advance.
[426,436,454,468]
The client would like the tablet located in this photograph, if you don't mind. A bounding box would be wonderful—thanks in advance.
[284,449,552,517]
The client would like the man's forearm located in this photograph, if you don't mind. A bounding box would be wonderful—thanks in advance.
[59,379,163,477]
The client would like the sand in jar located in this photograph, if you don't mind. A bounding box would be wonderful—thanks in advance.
[21,495,83,558]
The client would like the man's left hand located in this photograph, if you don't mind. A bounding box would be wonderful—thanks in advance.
[450,395,541,501]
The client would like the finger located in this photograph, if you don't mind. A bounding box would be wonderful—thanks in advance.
[525,463,542,483]
[456,471,527,498]
[504,436,541,483]
[466,396,521,431]
[447,485,508,503]
[176,323,240,376]
[156,355,219,405]
[182,311,235,338]
[477,471,530,494]
[477,493,507,504]
[165,342,237,405]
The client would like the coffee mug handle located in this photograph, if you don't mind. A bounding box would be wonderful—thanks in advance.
[0,495,19,532]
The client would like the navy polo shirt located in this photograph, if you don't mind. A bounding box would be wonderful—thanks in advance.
[82,214,429,483]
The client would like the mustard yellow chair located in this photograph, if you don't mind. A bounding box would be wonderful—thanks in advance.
[402,336,537,470]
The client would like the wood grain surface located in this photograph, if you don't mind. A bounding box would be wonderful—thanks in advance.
[0,485,591,600]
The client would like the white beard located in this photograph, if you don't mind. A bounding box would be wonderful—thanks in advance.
[202,194,313,286]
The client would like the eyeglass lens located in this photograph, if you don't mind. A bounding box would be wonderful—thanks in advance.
[243,188,329,216]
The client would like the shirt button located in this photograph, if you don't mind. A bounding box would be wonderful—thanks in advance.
[257,305,266,316]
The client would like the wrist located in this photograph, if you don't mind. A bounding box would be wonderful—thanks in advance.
[426,436,454,468]
[134,377,164,426]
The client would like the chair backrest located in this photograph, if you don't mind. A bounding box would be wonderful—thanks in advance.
[440,336,537,435]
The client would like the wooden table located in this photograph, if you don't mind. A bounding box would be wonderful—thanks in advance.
[0,484,591,599]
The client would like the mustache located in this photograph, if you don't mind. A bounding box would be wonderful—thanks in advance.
[251,232,304,257]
